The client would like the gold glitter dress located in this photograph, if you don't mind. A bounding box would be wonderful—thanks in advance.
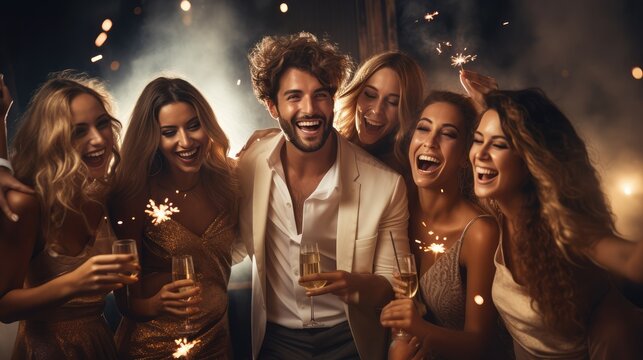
[115,212,235,359]
[12,218,118,360]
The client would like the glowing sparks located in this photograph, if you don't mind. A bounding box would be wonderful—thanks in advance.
[451,52,477,68]
[280,3,288,13]
[421,221,427,227]
[427,243,445,254]
[435,41,452,55]
[474,295,484,305]
[102,19,113,32]
[131,217,136,220]
[117,220,123,225]
[428,230,434,235]
[236,79,241,86]
[424,11,439,22]
[90,54,103,63]
[440,188,444,193]
[502,21,509,26]
[414,239,422,244]
[173,338,201,358]
[180,0,191,11]
[633,67,643,80]
[145,198,180,226]
[95,32,108,47]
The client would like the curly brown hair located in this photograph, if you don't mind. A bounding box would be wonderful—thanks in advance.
[483,88,614,336]
[247,32,353,104]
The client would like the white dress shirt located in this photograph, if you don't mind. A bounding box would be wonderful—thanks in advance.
[264,139,346,328]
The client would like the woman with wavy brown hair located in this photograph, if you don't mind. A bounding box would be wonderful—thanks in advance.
[0,72,138,358]
[470,88,643,359]
[109,76,239,358]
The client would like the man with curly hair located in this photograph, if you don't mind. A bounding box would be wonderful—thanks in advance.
[238,32,410,359]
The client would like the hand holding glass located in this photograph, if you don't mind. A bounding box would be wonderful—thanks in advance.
[172,255,196,335]
[394,254,418,339]
[111,239,139,279]
[299,242,326,328]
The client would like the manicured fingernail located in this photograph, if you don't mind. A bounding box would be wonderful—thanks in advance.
[11,214,19,222]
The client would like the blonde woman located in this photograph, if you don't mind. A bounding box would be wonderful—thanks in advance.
[0,72,138,358]
[470,88,643,358]
[334,51,425,173]
[109,77,239,358]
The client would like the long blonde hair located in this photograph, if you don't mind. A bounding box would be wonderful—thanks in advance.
[112,77,237,214]
[11,71,121,234]
[483,89,614,335]
[335,51,425,167]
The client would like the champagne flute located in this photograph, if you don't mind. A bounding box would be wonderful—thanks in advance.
[394,253,418,339]
[111,239,139,279]
[172,255,196,335]
[299,242,326,328]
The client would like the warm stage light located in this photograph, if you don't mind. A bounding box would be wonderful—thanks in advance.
[102,19,113,32]
[95,32,108,47]
[91,55,103,63]
[180,0,191,12]
[280,3,288,13]
[633,67,643,80]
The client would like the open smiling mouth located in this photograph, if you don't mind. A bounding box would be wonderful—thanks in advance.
[476,166,499,181]
[177,147,199,161]
[83,148,106,167]
[296,120,322,133]
[416,154,441,172]
[363,117,385,131]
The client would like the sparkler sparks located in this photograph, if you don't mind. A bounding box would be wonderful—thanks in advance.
[451,52,478,68]
[427,243,445,254]
[435,41,452,55]
[474,295,484,305]
[424,11,439,22]
[145,198,180,226]
[173,338,201,358]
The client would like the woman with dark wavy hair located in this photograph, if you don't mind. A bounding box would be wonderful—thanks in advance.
[470,88,643,359]
[110,77,239,358]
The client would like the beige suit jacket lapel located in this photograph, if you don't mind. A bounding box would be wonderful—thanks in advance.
[251,135,282,296]
[336,137,359,272]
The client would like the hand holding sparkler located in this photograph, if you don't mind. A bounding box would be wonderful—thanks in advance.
[459,70,499,114]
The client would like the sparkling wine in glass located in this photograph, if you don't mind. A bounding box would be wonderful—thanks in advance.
[299,242,326,328]
[394,253,418,339]
[111,239,139,279]
[172,255,196,335]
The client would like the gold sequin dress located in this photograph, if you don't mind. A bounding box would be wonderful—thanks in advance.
[115,212,235,359]
[12,219,118,360]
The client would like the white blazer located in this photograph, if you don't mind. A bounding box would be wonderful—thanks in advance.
[238,132,410,360]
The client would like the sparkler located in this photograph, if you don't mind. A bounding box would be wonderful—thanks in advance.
[424,11,439,22]
[450,52,478,69]
[427,243,445,254]
[173,338,201,358]
[435,41,452,55]
[145,198,180,226]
